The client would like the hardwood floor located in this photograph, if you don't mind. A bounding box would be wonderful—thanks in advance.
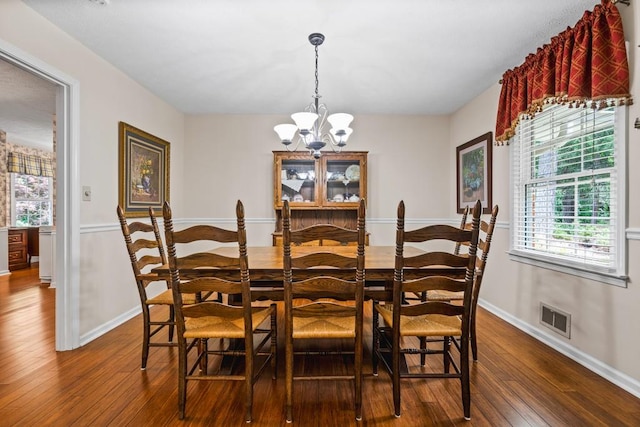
[1,266,639,426]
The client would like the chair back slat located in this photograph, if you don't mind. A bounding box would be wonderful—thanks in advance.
[403,251,470,268]
[175,252,242,270]
[404,224,473,244]
[290,225,358,245]
[292,277,358,300]
[400,301,464,317]
[291,252,357,269]
[178,277,242,295]
[181,302,244,319]
[171,224,239,244]
[402,276,467,294]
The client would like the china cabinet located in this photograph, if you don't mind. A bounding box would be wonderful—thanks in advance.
[272,151,368,245]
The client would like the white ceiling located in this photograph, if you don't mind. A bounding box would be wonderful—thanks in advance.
[0,58,56,151]
[2,0,596,147]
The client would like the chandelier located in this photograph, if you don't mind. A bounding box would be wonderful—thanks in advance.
[274,33,353,159]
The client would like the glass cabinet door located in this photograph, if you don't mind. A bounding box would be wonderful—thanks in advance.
[323,157,364,206]
[278,157,318,206]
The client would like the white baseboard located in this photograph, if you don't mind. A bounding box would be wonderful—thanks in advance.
[479,299,640,399]
[79,305,141,346]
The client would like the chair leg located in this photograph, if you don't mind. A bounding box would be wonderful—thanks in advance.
[392,333,401,418]
[420,337,426,366]
[355,321,363,421]
[270,304,277,379]
[443,336,451,373]
[141,305,151,370]
[470,310,478,361]
[372,303,379,376]
[245,338,254,423]
[461,338,471,420]
[168,305,175,342]
[178,338,187,420]
[285,335,293,423]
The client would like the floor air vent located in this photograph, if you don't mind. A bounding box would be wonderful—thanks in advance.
[540,303,571,338]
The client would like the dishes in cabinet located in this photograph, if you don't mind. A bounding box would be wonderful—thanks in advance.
[345,165,360,181]
[333,194,344,202]
[293,193,304,202]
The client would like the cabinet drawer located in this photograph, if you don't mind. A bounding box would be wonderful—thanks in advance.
[9,249,26,261]
[8,233,25,244]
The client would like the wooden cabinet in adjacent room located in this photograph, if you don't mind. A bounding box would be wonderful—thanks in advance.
[8,228,29,271]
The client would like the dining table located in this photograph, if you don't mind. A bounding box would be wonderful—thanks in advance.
[151,245,462,301]
[152,244,466,375]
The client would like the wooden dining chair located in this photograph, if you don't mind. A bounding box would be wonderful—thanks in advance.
[282,199,366,423]
[372,200,481,420]
[117,205,179,370]
[162,200,277,422]
[431,204,499,361]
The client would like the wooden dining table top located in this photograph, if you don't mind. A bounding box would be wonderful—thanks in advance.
[152,245,459,284]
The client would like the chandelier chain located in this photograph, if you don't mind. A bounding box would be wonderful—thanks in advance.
[314,44,319,100]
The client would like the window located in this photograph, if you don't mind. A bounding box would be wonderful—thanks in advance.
[11,173,53,227]
[510,103,627,286]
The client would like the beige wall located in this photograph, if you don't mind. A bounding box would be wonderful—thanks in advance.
[449,4,640,385]
[0,0,185,336]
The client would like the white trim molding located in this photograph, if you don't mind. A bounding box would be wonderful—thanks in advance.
[479,299,640,400]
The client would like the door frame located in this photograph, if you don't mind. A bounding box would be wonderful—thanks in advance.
[0,38,80,350]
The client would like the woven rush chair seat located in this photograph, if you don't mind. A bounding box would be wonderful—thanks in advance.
[292,302,357,339]
[146,289,196,306]
[376,304,462,337]
[425,289,463,302]
[184,306,273,339]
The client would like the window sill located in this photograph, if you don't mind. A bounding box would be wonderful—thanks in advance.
[507,250,628,288]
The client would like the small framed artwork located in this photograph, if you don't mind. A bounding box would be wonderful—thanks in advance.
[456,132,492,214]
[118,122,170,217]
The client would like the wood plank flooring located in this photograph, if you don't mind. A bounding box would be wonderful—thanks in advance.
[1,266,639,426]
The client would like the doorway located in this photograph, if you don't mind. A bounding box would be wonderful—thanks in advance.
[0,39,80,350]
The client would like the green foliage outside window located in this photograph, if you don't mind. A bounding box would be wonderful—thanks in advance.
[538,129,614,248]
[13,174,52,227]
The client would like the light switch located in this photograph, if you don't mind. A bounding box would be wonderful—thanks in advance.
[82,186,91,201]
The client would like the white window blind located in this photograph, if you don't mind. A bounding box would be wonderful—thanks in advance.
[511,103,626,283]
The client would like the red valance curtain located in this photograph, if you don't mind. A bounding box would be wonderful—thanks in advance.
[495,0,631,145]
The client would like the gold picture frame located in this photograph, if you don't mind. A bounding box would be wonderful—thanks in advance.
[456,132,492,214]
[118,122,170,217]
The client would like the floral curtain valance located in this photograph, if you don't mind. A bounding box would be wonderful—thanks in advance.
[7,152,55,177]
[495,0,632,145]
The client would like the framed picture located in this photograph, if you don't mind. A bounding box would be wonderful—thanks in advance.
[118,122,170,217]
[456,132,492,214]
